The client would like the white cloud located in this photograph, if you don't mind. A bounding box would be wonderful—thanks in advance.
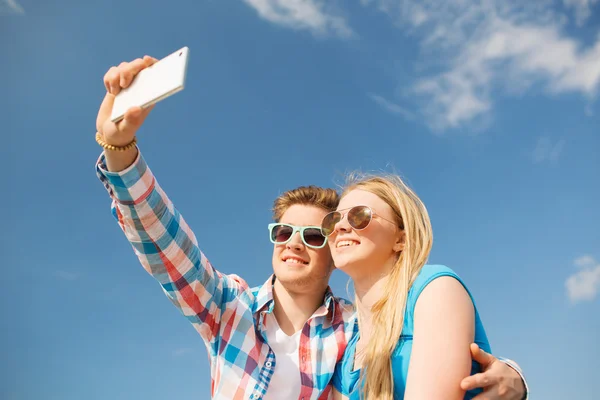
[242,0,352,37]
[368,93,415,119]
[574,255,597,268]
[54,270,79,281]
[0,0,24,15]
[566,255,600,304]
[563,0,599,25]
[242,0,600,132]
[363,0,600,132]
[532,137,566,163]
[172,348,194,356]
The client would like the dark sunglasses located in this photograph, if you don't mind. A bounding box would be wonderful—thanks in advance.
[320,205,399,237]
[268,223,328,249]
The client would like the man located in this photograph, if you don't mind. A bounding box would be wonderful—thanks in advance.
[95,55,528,399]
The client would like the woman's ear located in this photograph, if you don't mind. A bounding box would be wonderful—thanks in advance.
[393,230,405,253]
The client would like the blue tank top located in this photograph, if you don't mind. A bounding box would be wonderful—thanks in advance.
[332,265,491,399]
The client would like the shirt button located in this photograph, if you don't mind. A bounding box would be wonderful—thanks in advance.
[265,361,272,367]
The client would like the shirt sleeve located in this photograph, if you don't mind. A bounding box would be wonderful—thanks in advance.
[95,149,248,355]
[497,357,530,400]
[332,359,347,395]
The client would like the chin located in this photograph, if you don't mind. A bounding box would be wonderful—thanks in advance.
[333,263,352,273]
[331,255,364,277]
[332,253,353,268]
[275,264,310,279]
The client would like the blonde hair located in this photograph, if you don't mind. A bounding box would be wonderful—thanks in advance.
[342,173,433,400]
[272,185,339,221]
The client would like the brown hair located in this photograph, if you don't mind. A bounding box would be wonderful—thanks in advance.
[272,185,340,221]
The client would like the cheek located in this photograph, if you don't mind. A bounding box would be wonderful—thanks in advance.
[371,231,398,255]
[312,249,332,265]
[327,241,335,253]
[272,246,282,260]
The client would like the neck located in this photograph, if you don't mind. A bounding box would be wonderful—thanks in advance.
[272,278,327,335]
[351,257,396,340]
[354,273,387,339]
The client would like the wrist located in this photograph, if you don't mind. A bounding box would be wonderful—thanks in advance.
[99,130,136,146]
[96,132,137,152]
[497,358,529,400]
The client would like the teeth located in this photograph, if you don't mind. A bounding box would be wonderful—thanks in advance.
[284,258,306,264]
[337,240,359,248]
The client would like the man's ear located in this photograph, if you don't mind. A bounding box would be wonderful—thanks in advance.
[393,230,406,253]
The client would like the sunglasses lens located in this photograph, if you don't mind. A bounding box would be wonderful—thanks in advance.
[321,212,341,236]
[348,206,372,230]
[271,224,293,243]
[303,228,326,247]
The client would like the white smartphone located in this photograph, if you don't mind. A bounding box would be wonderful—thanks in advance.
[110,46,190,123]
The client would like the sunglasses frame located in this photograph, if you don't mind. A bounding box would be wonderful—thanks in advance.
[320,205,398,237]
[268,223,328,249]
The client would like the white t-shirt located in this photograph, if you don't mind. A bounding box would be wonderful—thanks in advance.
[263,313,302,399]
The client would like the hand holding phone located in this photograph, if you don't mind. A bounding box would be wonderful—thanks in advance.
[110,47,189,123]
[96,47,189,146]
[95,47,189,171]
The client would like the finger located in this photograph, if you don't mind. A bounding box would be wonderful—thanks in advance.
[470,343,495,368]
[96,92,116,133]
[470,393,491,400]
[119,57,148,88]
[143,55,159,65]
[118,106,145,134]
[103,66,120,95]
[140,103,155,119]
[460,372,494,391]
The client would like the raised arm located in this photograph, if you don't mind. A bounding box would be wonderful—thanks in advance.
[95,56,247,353]
[404,276,475,400]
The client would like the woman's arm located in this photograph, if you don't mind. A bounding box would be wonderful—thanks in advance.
[404,276,475,400]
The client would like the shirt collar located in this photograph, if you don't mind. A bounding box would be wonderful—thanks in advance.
[253,274,336,319]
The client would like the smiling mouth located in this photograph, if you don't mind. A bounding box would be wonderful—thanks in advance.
[282,257,309,265]
[336,240,360,248]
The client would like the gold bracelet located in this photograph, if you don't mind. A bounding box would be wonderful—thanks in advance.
[95,132,137,152]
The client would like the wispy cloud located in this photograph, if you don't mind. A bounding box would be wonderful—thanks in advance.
[242,0,600,133]
[532,137,566,163]
[368,93,414,119]
[363,1,600,132]
[0,0,24,15]
[563,0,599,26]
[172,348,194,357]
[242,0,352,37]
[566,255,600,304]
[54,270,79,281]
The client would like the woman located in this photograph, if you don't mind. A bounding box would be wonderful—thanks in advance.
[322,174,491,400]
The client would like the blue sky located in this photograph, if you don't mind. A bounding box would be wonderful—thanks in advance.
[2,0,598,399]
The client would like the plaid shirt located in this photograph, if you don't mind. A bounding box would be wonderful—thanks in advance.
[96,150,357,400]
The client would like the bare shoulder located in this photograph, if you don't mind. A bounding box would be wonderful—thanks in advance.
[415,275,474,318]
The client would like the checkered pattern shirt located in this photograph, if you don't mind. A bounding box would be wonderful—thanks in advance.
[96,150,357,400]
